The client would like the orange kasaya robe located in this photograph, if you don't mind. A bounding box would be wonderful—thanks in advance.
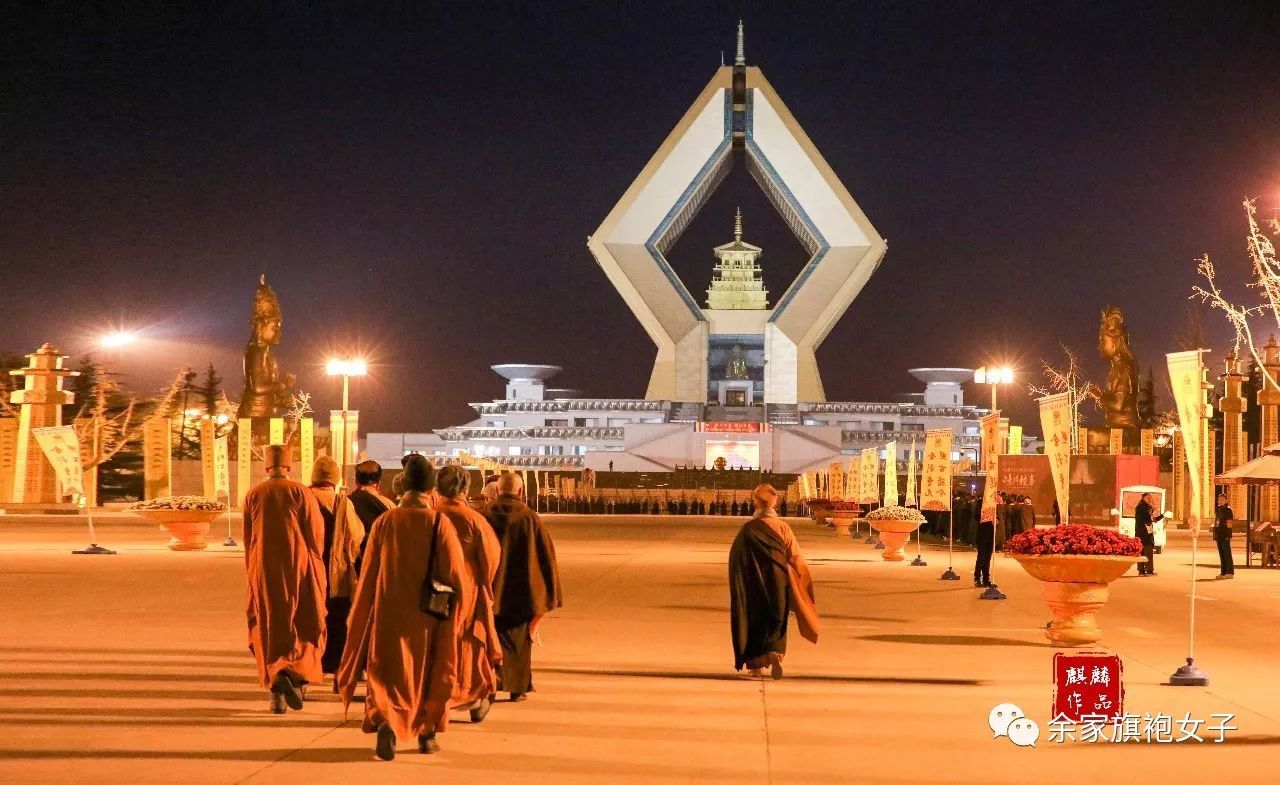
[242,476,328,689]
[338,504,469,738]
[728,513,820,671]
[435,497,502,708]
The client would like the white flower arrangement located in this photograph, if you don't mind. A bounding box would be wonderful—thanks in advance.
[128,495,227,512]
[866,505,925,523]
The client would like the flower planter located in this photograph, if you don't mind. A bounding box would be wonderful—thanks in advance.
[136,509,222,551]
[1007,554,1143,646]
[830,511,858,537]
[866,518,923,561]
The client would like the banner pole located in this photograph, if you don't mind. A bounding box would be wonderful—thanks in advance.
[73,492,115,555]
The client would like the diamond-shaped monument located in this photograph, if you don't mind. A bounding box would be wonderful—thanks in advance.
[587,23,887,405]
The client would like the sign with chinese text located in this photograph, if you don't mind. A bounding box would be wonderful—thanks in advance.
[920,428,953,511]
[1167,350,1208,531]
[859,448,878,505]
[697,422,767,433]
[1038,392,1072,524]
[237,418,252,509]
[299,417,315,484]
[213,435,230,497]
[31,425,84,499]
[1052,652,1123,723]
[200,419,216,497]
[1140,428,1154,457]
[1008,425,1022,455]
[143,415,172,501]
[827,461,845,501]
[979,413,1001,523]
[904,439,917,507]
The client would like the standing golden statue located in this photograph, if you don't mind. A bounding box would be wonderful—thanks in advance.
[1097,306,1139,430]
[237,274,296,419]
[725,344,751,380]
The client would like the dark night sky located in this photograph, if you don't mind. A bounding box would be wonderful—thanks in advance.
[3,3,1278,433]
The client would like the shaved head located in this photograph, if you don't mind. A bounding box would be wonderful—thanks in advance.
[498,473,524,496]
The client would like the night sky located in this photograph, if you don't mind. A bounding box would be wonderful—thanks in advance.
[4,3,1278,433]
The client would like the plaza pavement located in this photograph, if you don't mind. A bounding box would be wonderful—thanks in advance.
[0,512,1277,785]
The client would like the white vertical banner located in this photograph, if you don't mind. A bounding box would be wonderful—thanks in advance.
[213,435,230,496]
[31,426,84,499]
[979,413,1001,523]
[920,429,953,512]
[299,417,315,481]
[1038,392,1073,523]
[882,441,898,505]
[1168,349,1210,532]
[905,439,918,507]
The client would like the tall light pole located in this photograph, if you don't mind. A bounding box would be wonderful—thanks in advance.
[326,358,368,472]
[974,366,1014,411]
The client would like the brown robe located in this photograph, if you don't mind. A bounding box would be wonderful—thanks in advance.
[435,497,502,708]
[338,502,468,738]
[486,494,564,693]
[242,477,328,688]
[728,513,820,671]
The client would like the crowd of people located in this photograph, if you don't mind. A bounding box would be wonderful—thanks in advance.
[241,447,563,760]
[532,494,790,517]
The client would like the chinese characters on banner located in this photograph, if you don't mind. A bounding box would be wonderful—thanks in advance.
[1053,653,1124,723]
[905,439,918,508]
[979,413,1001,523]
[827,462,845,501]
[213,436,230,497]
[236,418,252,508]
[1038,392,1072,524]
[1008,425,1023,455]
[1167,350,1208,531]
[859,448,879,505]
[31,426,85,499]
[882,441,898,505]
[920,428,953,511]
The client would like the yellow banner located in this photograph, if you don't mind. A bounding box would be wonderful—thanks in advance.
[143,415,172,500]
[882,441,898,505]
[31,425,84,499]
[860,448,878,505]
[1008,425,1022,455]
[237,418,253,508]
[1168,350,1209,532]
[1140,428,1154,456]
[1109,428,1124,455]
[213,435,230,497]
[979,413,1001,522]
[920,428,953,511]
[300,417,315,481]
[827,461,845,501]
[905,439,917,507]
[1038,392,1072,524]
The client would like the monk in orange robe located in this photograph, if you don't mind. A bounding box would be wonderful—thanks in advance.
[242,444,327,713]
[339,456,468,759]
[728,484,820,680]
[433,465,502,722]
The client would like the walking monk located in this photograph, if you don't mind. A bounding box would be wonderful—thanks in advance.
[728,484,820,680]
[339,455,470,759]
[433,465,502,723]
[242,444,327,713]
[306,455,365,683]
[485,473,563,701]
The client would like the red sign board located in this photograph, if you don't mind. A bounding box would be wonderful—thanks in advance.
[698,422,766,433]
[1052,653,1124,722]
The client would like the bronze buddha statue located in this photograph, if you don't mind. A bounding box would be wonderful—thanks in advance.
[237,274,296,419]
[1097,306,1139,430]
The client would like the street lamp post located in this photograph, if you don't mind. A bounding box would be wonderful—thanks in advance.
[973,366,1015,412]
[326,358,368,476]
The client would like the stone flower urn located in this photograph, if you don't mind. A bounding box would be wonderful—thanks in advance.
[807,500,833,528]
[129,496,228,551]
[865,506,926,561]
[1005,525,1144,647]
[829,508,859,537]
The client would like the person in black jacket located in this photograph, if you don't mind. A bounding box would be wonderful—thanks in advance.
[1214,493,1235,579]
[1134,493,1156,576]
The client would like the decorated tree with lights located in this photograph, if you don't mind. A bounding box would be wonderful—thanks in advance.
[1027,344,1101,453]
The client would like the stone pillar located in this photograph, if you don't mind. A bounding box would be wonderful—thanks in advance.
[1109,428,1124,455]
[9,344,77,504]
[1220,349,1248,515]
[0,418,17,504]
[329,409,359,473]
[1140,429,1154,456]
[236,418,253,508]
[143,415,172,500]
[1203,429,1217,523]
[269,417,284,447]
[299,417,315,481]
[1256,336,1280,520]
[200,418,216,497]
[1172,430,1187,523]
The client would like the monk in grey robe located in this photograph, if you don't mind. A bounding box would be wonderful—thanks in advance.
[242,444,327,713]
[433,465,502,723]
[728,484,820,679]
[339,456,468,759]
[485,473,563,701]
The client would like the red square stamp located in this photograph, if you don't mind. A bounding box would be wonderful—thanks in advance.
[1052,653,1123,722]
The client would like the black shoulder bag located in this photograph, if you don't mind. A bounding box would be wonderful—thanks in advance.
[419,512,456,620]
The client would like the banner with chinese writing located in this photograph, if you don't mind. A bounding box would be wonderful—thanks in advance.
[882,441,898,505]
[213,436,230,498]
[31,425,84,499]
[845,458,856,504]
[1008,425,1022,455]
[300,417,315,483]
[920,428,953,511]
[979,413,1001,522]
[1038,392,1072,524]
[1167,349,1208,531]
[200,419,216,498]
[827,461,845,501]
[237,418,252,508]
[143,415,172,501]
[905,439,917,507]
[1140,428,1154,457]
[859,448,878,505]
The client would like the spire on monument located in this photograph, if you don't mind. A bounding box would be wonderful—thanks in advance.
[734,20,745,66]
[734,207,743,241]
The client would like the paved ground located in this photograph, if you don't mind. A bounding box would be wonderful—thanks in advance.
[1,512,1277,784]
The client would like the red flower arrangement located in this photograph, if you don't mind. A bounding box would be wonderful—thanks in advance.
[1005,524,1141,557]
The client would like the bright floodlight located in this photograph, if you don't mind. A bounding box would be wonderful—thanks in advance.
[326,358,368,377]
[973,367,987,384]
[100,331,136,348]
[997,367,1015,384]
